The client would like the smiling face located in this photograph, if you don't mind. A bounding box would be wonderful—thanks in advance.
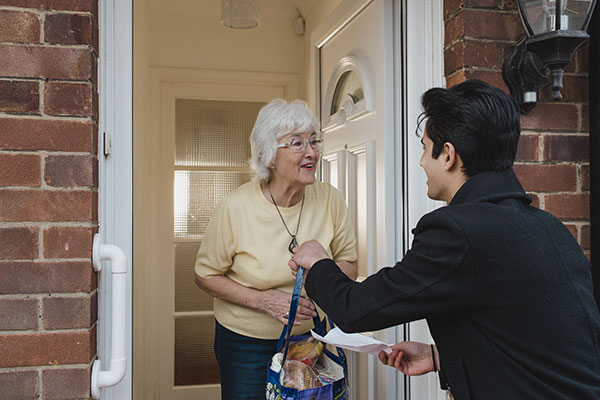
[271,131,320,189]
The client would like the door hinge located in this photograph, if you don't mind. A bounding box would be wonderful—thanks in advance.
[103,132,113,156]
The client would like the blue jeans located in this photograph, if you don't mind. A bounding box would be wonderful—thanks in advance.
[214,320,280,400]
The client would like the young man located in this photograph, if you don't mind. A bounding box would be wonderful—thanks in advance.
[289,80,600,399]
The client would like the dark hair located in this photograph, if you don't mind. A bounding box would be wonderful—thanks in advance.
[418,79,520,177]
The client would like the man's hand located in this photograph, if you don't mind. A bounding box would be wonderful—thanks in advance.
[378,341,437,376]
[288,240,330,277]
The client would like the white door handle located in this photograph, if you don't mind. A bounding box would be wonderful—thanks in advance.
[91,234,127,399]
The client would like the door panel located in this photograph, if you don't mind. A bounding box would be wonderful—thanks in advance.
[319,3,382,399]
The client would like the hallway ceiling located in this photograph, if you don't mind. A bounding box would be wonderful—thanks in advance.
[288,0,318,18]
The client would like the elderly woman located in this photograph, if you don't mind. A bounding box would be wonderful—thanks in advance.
[194,99,358,399]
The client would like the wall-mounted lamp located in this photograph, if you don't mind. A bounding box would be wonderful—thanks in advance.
[221,0,260,29]
[503,0,597,113]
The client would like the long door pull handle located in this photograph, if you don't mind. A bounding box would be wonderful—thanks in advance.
[91,234,127,399]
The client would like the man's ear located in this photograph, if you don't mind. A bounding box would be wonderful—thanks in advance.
[442,142,462,171]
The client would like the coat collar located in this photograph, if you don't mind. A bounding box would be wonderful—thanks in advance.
[449,168,532,206]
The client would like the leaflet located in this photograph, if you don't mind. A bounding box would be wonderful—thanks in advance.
[311,327,393,355]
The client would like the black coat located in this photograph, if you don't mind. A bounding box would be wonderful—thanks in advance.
[306,169,600,399]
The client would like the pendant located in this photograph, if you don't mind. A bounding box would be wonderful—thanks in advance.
[288,236,298,254]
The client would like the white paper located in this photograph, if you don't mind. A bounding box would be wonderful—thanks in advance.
[311,327,393,355]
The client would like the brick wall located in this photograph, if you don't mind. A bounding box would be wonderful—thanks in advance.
[444,0,591,258]
[0,1,98,398]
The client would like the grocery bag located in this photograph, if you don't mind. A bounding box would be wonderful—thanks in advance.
[266,267,348,400]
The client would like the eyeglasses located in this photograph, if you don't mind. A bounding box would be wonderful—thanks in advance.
[277,137,323,152]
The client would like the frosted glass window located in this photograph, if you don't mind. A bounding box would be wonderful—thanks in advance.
[174,171,252,238]
[175,99,264,167]
[330,71,364,115]
[175,242,214,312]
[174,317,220,386]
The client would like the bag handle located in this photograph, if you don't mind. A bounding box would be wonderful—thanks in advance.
[279,266,305,361]
[277,266,347,371]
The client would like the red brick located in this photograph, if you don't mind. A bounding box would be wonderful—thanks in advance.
[0,261,96,294]
[580,224,590,250]
[0,44,92,80]
[545,193,590,219]
[43,226,93,258]
[446,69,509,92]
[539,74,589,103]
[564,43,588,74]
[0,298,38,330]
[529,193,540,208]
[44,81,92,117]
[513,163,577,192]
[543,135,589,162]
[0,329,95,367]
[0,0,95,12]
[42,367,90,399]
[0,227,39,259]
[564,224,578,240]
[45,13,92,47]
[521,103,579,131]
[515,134,539,161]
[463,0,516,9]
[446,69,467,88]
[581,164,590,191]
[0,190,96,222]
[43,294,96,329]
[444,0,462,19]
[0,118,95,152]
[0,153,41,186]
[445,9,522,44]
[463,69,509,93]
[0,10,40,43]
[45,154,97,187]
[581,104,589,132]
[0,80,39,114]
[445,39,503,75]
[0,370,38,400]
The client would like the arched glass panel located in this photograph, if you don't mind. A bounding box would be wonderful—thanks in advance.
[330,70,364,115]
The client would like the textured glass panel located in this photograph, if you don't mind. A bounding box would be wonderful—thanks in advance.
[175,242,214,312]
[174,171,252,238]
[174,317,220,386]
[175,99,264,167]
[330,71,364,115]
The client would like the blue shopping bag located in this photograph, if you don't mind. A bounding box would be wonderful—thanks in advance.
[266,267,349,400]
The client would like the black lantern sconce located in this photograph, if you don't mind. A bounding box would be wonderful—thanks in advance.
[503,0,597,113]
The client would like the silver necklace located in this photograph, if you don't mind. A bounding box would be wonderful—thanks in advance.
[268,185,305,253]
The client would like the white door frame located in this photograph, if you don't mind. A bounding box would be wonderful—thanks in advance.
[97,0,445,398]
[97,0,133,398]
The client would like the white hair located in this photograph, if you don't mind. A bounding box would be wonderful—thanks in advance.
[249,99,320,182]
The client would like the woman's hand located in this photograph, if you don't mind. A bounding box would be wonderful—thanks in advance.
[260,289,317,326]
[378,341,437,376]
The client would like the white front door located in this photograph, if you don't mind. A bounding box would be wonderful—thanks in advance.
[315,1,389,399]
